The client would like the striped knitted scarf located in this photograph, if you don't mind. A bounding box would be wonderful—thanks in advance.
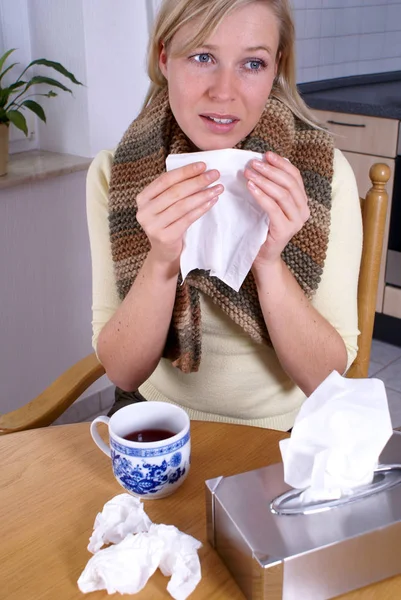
[109,88,334,373]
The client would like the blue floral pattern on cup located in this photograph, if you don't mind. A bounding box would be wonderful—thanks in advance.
[111,450,187,495]
[110,432,190,457]
[169,452,182,467]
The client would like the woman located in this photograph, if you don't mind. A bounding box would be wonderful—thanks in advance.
[87,0,362,431]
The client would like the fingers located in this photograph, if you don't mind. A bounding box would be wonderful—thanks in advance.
[145,195,219,251]
[137,162,224,260]
[137,162,219,209]
[139,161,205,202]
[244,154,310,224]
[247,181,290,233]
[150,169,221,215]
[246,169,309,223]
[148,184,223,231]
[264,151,305,190]
[164,195,220,240]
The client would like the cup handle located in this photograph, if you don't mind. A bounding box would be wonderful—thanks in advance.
[90,415,111,457]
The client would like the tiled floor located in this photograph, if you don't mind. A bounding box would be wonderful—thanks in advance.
[56,338,401,428]
[368,339,401,429]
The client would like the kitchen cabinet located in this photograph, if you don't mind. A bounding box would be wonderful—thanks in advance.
[311,108,399,315]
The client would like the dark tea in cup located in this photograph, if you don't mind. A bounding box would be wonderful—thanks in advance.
[123,428,176,443]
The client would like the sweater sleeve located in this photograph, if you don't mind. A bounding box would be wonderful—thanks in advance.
[86,149,119,355]
[310,148,362,371]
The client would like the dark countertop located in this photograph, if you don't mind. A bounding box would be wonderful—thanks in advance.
[298,71,401,120]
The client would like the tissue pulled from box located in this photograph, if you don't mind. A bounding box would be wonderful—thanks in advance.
[88,493,152,553]
[279,371,393,502]
[79,494,202,600]
[166,148,269,292]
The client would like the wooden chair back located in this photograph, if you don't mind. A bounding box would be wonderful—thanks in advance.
[347,163,391,379]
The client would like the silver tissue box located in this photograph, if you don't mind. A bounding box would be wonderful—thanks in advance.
[205,432,401,599]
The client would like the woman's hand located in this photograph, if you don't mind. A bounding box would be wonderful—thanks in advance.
[244,151,310,271]
[137,162,223,268]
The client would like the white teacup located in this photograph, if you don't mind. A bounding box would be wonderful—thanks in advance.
[90,402,190,499]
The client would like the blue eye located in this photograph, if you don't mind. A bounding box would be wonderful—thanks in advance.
[246,60,264,71]
[192,53,212,64]
[189,52,212,65]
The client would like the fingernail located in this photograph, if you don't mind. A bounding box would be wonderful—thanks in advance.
[206,169,219,181]
[194,162,206,171]
[253,160,266,170]
[208,196,219,206]
[208,185,222,198]
[248,180,257,191]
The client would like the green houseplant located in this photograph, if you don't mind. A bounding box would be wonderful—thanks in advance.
[0,48,83,176]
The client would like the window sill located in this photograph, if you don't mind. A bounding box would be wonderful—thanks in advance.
[0,150,92,190]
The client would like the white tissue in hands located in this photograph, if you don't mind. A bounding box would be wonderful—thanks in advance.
[279,371,393,502]
[78,533,164,594]
[79,494,202,600]
[87,493,152,553]
[166,148,269,292]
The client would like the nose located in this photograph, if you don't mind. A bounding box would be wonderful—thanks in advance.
[208,66,237,102]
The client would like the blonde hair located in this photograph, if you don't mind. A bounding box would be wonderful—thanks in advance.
[144,0,322,130]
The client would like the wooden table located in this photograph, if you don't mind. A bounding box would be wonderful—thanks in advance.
[1,421,400,600]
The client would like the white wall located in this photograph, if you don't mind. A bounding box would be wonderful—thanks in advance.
[82,0,150,155]
[0,170,101,413]
[28,0,91,156]
[293,0,401,83]
[2,0,151,158]
[0,1,153,416]
[0,0,37,152]
[0,1,154,419]
[27,0,151,157]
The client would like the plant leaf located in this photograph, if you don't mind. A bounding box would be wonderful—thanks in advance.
[0,89,8,104]
[0,88,12,107]
[0,49,16,74]
[0,62,19,82]
[23,59,83,85]
[0,82,27,110]
[7,81,26,92]
[6,109,28,135]
[25,76,72,94]
[20,99,46,122]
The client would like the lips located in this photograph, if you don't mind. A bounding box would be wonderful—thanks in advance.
[201,113,239,123]
[199,113,240,134]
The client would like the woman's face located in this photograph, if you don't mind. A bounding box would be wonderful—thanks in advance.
[159,2,280,151]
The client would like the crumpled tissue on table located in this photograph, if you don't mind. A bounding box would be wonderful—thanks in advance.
[279,370,393,503]
[87,493,152,553]
[78,493,202,600]
[166,148,269,292]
